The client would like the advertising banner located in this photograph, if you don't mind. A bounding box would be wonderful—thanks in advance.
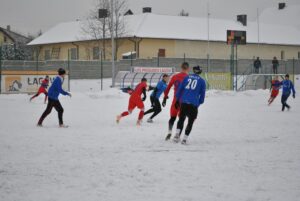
[1,71,69,93]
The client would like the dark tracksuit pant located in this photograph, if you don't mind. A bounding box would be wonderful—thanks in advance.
[144,96,162,119]
[281,93,291,111]
[38,98,64,125]
[177,103,198,136]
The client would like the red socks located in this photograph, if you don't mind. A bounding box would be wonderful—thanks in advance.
[120,110,143,120]
[121,111,129,117]
[138,111,144,120]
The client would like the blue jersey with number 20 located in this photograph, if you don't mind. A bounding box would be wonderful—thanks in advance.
[176,74,206,108]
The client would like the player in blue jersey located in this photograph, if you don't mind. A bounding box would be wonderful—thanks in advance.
[173,66,206,144]
[280,74,296,111]
[37,68,71,127]
[144,74,169,123]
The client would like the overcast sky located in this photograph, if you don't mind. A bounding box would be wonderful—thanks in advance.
[0,0,299,35]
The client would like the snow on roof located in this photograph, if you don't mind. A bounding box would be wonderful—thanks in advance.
[28,13,300,46]
[259,4,300,27]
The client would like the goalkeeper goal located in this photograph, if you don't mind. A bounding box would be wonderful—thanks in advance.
[241,74,288,91]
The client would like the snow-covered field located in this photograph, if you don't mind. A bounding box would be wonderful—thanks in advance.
[1,78,300,201]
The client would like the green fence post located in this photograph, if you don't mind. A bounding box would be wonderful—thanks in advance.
[293,57,295,84]
[101,50,103,91]
[0,46,2,94]
[235,44,238,91]
[68,49,70,91]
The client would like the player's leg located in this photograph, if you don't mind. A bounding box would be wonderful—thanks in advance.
[53,100,65,126]
[37,98,54,126]
[136,101,145,125]
[30,92,40,101]
[116,99,135,123]
[144,96,155,116]
[173,104,188,143]
[268,97,274,105]
[44,92,48,104]
[148,98,161,122]
[285,94,291,110]
[181,105,198,144]
[166,98,179,139]
[281,94,289,111]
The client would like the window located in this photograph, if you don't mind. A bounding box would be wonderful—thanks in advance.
[70,48,78,60]
[51,47,60,60]
[280,50,285,60]
[44,50,51,60]
[298,52,300,59]
[93,47,100,60]
[158,48,166,57]
[4,36,7,43]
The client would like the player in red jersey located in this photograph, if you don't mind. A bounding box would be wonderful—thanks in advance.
[30,75,49,104]
[117,78,148,125]
[268,75,281,105]
[163,62,190,140]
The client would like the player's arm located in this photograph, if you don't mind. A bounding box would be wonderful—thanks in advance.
[142,87,147,101]
[57,78,70,96]
[291,81,296,98]
[162,76,174,106]
[198,80,206,107]
[163,76,175,99]
[176,77,187,101]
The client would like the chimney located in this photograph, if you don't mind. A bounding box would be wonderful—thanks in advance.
[279,3,286,10]
[98,9,108,18]
[7,25,11,31]
[143,7,152,13]
[237,15,247,26]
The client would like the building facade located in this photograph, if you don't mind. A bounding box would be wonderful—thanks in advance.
[29,13,300,61]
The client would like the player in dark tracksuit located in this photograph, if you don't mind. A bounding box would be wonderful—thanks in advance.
[173,66,206,144]
[37,68,71,127]
[144,74,169,123]
[279,74,296,111]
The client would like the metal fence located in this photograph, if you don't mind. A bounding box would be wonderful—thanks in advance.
[0,57,299,93]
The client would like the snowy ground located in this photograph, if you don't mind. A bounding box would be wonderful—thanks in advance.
[1,78,300,201]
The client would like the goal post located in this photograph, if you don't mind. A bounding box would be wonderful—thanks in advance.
[242,74,291,90]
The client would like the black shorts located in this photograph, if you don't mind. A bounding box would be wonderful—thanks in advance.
[180,103,198,120]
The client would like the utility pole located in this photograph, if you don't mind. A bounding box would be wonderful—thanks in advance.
[257,8,260,52]
[111,0,116,87]
[207,0,211,73]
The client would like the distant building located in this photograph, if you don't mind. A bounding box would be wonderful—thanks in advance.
[0,25,32,60]
[0,25,30,46]
[28,8,300,61]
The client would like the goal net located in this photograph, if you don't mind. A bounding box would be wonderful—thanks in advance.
[241,74,288,90]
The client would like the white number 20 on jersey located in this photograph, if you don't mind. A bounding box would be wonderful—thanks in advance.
[186,79,197,90]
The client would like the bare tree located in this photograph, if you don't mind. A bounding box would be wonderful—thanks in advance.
[108,0,127,60]
[82,0,127,60]
[179,9,189,17]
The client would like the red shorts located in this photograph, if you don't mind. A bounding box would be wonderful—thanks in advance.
[170,97,180,117]
[38,87,47,94]
[128,96,144,111]
[271,90,279,98]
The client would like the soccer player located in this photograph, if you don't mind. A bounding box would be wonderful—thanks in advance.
[117,78,148,126]
[173,66,206,144]
[280,74,296,111]
[37,68,71,127]
[144,74,169,123]
[164,62,190,140]
[268,75,281,105]
[30,75,49,103]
